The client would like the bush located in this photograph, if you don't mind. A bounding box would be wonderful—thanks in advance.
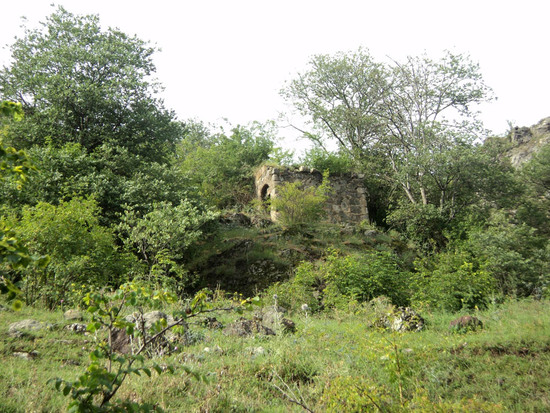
[118,201,219,292]
[463,211,549,297]
[270,170,330,230]
[274,249,411,312]
[13,198,131,307]
[413,251,497,312]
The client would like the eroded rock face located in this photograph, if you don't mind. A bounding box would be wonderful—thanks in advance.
[507,116,550,167]
[449,315,483,332]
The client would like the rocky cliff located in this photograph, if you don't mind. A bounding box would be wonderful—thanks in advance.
[507,117,550,167]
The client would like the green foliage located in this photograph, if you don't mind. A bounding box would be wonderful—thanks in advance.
[178,121,276,209]
[463,211,549,297]
[276,248,411,312]
[0,101,47,308]
[270,170,330,230]
[300,147,354,174]
[519,144,550,234]
[50,282,235,412]
[321,249,411,308]
[282,49,495,232]
[0,7,182,162]
[413,251,497,312]
[0,141,197,227]
[118,201,219,291]
[387,203,448,251]
[13,198,129,307]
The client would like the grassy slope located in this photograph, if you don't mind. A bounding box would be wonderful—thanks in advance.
[1,299,549,412]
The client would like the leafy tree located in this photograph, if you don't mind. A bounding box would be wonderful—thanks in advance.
[282,49,493,225]
[381,53,492,207]
[118,202,219,291]
[518,144,550,234]
[0,100,47,306]
[0,6,183,162]
[178,121,276,208]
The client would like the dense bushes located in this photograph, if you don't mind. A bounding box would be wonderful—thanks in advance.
[268,248,411,312]
[117,201,219,291]
[10,198,131,307]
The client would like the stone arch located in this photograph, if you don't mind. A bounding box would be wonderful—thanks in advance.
[260,184,270,202]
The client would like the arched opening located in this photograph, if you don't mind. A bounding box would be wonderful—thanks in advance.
[260,184,270,202]
[260,184,271,211]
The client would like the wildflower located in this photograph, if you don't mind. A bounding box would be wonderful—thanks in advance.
[301,303,309,312]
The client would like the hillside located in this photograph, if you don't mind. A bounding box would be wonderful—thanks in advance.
[506,116,550,167]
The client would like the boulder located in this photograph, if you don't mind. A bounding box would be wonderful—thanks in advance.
[223,317,275,337]
[63,309,84,321]
[9,319,52,337]
[391,307,425,332]
[110,328,132,354]
[64,323,88,334]
[257,306,296,334]
[125,311,173,331]
[449,315,483,332]
[202,317,223,329]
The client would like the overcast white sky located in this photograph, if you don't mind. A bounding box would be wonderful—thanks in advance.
[1,0,549,151]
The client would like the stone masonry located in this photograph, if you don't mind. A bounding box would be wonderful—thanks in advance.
[254,165,369,225]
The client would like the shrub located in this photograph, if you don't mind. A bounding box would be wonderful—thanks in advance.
[275,249,411,312]
[118,201,219,292]
[270,170,330,230]
[321,249,411,307]
[412,251,497,312]
[14,197,131,307]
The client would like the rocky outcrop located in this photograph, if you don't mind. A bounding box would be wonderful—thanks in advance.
[507,117,550,167]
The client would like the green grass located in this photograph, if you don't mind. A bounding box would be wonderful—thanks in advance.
[1,299,549,411]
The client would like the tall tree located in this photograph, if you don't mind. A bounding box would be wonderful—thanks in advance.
[282,49,493,214]
[0,6,182,162]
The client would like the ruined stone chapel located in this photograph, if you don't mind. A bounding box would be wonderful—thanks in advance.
[254,165,369,225]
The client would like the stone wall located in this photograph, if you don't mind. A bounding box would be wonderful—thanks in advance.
[255,165,369,225]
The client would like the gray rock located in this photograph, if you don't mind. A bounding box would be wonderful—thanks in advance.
[13,351,38,360]
[125,311,173,331]
[391,307,425,332]
[63,309,83,321]
[9,319,51,337]
[223,317,275,337]
[110,328,132,354]
[64,323,88,334]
